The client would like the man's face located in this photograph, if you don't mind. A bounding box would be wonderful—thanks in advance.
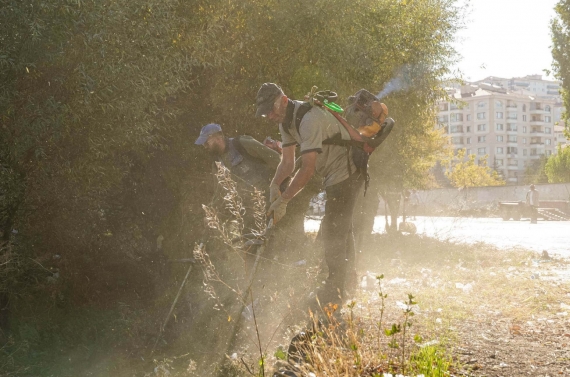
[203,135,225,156]
[266,96,287,123]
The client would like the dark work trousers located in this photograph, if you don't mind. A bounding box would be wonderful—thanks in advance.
[322,173,362,296]
[530,205,538,224]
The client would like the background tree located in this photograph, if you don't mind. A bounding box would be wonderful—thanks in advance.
[523,155,549,184]
[443,149,505,189]
[551,0,570,137]
[0,0,465,373]
[545,146,570,183]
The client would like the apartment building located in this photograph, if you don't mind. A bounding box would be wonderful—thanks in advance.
[474,75,562,100]
[438,84,558,184]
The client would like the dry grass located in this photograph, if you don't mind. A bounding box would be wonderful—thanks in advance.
[269,233,570,377]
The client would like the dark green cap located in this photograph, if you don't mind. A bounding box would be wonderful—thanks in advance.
[255,83,284,117]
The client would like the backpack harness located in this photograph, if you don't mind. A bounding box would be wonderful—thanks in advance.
[281,90,394,195]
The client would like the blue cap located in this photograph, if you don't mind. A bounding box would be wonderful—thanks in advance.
[195,123,222,145]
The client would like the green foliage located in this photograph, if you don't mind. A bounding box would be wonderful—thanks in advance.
[411,345,451,377]
[523,155,549,184]
[0,0,465,368]
[551,0,570,138]
[442,149,505,188]
[545,146,570,183]
[274,348,287,361]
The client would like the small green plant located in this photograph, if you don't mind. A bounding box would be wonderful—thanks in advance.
[411,345,451,377]
[401,293,417,375]
[376,274,387,353]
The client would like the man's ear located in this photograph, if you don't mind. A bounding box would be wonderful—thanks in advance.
[281,95,288,105]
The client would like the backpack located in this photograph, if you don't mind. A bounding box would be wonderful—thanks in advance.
[231,135,262,163]
[283,89,395,194]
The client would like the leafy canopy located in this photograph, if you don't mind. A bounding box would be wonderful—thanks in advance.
[443,149,505,188]
[551,0,570,137]
[545,146,570,183]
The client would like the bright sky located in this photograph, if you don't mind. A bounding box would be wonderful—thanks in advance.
[454,0,559,82]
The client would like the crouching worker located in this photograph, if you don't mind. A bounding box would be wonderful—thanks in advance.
[195,123,282,229]
[255,83,363,306]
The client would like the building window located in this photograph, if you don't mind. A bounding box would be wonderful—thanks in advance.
[507,135,517,142]
[507,124,518,131]
[451,113,463,122]
[496,112,503,119]
[496,159,504,166]
[477,112,485,120]
[496,147,504,154]
[497,135,504,142]
[438,115,448,123]
[546,139,551,145]
[478,147,486,155]
[523,138,526,144]
[450,125,463,133]
[495,100,503,109]
[466,126,471,132]
[478,101,486,108]
[545,127,551,134]
[507,113,518,120]
[496,124,504,131]
[523,104,526,112]
[507,147,518,154]
[523,126,527,133]
[451,136,463,144]
[523,149,527,156]
[466,137,471,144]
[477,124,486,131]
[545,116,551,123]
[522,115,527,121]
[466,114,471,121]
[546,150,552,156]
[545,105,551,112]
[466,149,472,155]
[478,136,486,142]
[450,102,459,110]
[438,103,448,111]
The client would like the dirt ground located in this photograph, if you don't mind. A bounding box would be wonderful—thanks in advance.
[184,231,570,377]
[350,234,570,377]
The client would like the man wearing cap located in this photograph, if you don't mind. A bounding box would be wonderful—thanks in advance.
[195,123,281,210]
[256,83,363,304]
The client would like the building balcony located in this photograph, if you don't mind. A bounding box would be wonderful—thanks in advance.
[506,129,518,134]
[507,165,519,170]
[507,141,518,146]
[530,120,546,126]
[530,142,544,145]
[506,105,518,109]
[529,108,549,115]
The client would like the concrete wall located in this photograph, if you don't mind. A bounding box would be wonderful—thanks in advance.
[377,183,570,215]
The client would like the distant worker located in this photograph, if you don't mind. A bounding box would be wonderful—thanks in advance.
[195,123,281,212]
[526,184,540,224]
[255,82,363,305]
